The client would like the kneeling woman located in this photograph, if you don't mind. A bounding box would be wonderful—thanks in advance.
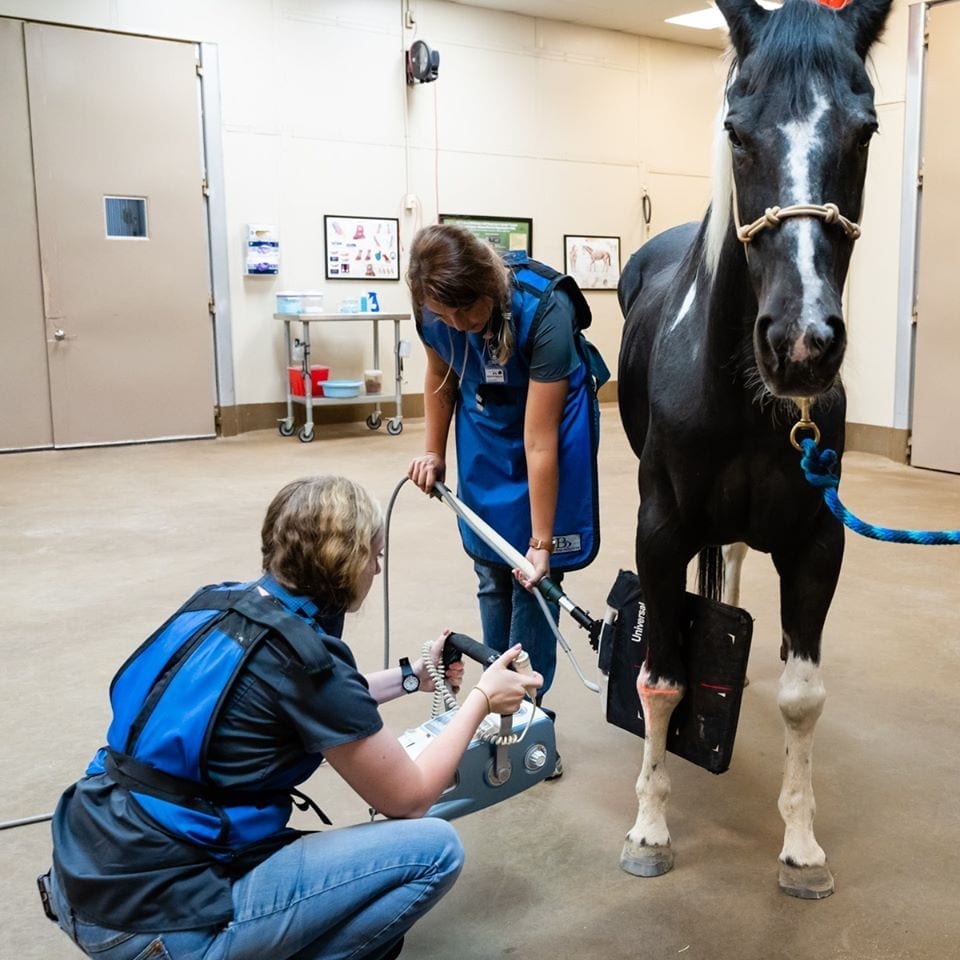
[44,475,539,960]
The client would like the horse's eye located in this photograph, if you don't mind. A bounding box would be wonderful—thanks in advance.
[724,121,743,149]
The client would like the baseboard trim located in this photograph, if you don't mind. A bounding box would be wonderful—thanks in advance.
[844,422,910,463]
[218,391,908,468]
[217,396,427,437]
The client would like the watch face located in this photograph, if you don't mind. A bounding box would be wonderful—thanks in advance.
[400,657,420,693]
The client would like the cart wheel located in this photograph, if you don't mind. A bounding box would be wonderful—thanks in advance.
[297,425,315,443]
[278,420,295,437]
[386,419,403,436]
[365,413,382,431]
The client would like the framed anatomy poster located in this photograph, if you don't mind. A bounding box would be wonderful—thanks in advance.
[324,215,400,280]
[563,234,621,290]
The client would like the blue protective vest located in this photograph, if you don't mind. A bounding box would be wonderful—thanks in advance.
[418,252,607,571]
[86,577,335,854]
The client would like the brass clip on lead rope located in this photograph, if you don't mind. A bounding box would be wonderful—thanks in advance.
[790,397,821,451]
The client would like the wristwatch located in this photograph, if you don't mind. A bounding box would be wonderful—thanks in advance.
[399,657,420,694]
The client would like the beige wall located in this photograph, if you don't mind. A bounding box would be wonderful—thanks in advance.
[0,0,914,432]
[845,0,911,429]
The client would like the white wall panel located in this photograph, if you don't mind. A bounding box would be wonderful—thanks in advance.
[644,40,726,178]
[433,45,540,157]
[280,20,406,144]
[534,56,639,164]
[845,102,906,426]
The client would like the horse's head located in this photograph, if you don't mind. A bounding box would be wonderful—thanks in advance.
[715,0,892,398]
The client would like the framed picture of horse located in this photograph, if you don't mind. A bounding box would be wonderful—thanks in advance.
[563,234,621,290]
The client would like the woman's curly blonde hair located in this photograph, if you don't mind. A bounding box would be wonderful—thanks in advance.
[261,476,383,612]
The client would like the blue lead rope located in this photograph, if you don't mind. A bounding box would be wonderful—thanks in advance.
[799,437,960,545]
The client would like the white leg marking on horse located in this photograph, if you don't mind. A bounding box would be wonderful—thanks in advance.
[668,281,697,333]
[777,650,827,867]
[721,542,748,608]
[780,93,830,356]
[627,666,684,847]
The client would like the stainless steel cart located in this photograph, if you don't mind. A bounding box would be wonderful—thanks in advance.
[277,312,409,443]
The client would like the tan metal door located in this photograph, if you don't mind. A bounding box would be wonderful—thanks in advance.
[912,1,960,473]
[0,19,52,450]
[25,23,215,446]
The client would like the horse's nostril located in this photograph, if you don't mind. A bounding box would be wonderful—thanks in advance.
[758,315,777,351]
[807,327,832,361]
[812,316,845,362]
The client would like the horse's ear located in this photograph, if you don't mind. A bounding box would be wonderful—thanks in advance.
[715,0,770,59]
[839,0,894,59]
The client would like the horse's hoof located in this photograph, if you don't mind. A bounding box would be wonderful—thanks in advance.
[778,861,835,899]
[620,840,674,877]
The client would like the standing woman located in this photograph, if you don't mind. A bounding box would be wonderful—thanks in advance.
[406,225,605,742]
[42,475,538,960]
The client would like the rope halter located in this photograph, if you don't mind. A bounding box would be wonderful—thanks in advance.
[736,202,861,244]
[730,175,862,245]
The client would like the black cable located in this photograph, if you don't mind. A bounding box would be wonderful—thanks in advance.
[382,476,410,668]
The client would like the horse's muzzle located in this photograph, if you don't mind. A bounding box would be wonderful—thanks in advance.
[755,313,846,397]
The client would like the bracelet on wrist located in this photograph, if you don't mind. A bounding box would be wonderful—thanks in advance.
[528,536,555,553]
[471,685,493,714]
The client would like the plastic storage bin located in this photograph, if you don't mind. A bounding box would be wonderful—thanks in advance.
[276,293,301,315]
[363,369,383,394]
[299,291,325,314]
[276,292,325,315]
[323,379,363,398]
[288,365,330,397]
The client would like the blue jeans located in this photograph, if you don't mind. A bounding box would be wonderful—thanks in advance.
[49,818,463,960]
[474,561,563,697]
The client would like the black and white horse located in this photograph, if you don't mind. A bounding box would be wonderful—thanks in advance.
[616,0,892,898]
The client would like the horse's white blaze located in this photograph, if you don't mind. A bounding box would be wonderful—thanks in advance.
[668,281,697,332]
[780,93,830,356]
[628,665,683,847]
[777,650,827,867]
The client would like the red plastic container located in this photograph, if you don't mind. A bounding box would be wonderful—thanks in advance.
[288,365,330,397]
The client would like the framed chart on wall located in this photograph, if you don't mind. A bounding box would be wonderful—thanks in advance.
[439,214,533,256]
[324,215,400,280]
[563,234,621,290]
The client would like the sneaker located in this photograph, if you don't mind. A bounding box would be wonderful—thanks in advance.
[381,937,404,960]
[545,752,563,781]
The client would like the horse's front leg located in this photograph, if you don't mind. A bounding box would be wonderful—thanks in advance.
[621,495,689,878]
[772,515,844,899]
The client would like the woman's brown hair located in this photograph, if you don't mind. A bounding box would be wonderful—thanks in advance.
[407,224,514,364]
[261,476,383,612]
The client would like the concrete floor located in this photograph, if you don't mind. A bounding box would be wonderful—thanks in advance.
[2,406,959,960]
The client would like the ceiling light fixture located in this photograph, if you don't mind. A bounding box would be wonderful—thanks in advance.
[666,1,781,32]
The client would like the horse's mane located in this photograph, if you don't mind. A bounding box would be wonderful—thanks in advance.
[746,1,871,107]
[704,82,734,279]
